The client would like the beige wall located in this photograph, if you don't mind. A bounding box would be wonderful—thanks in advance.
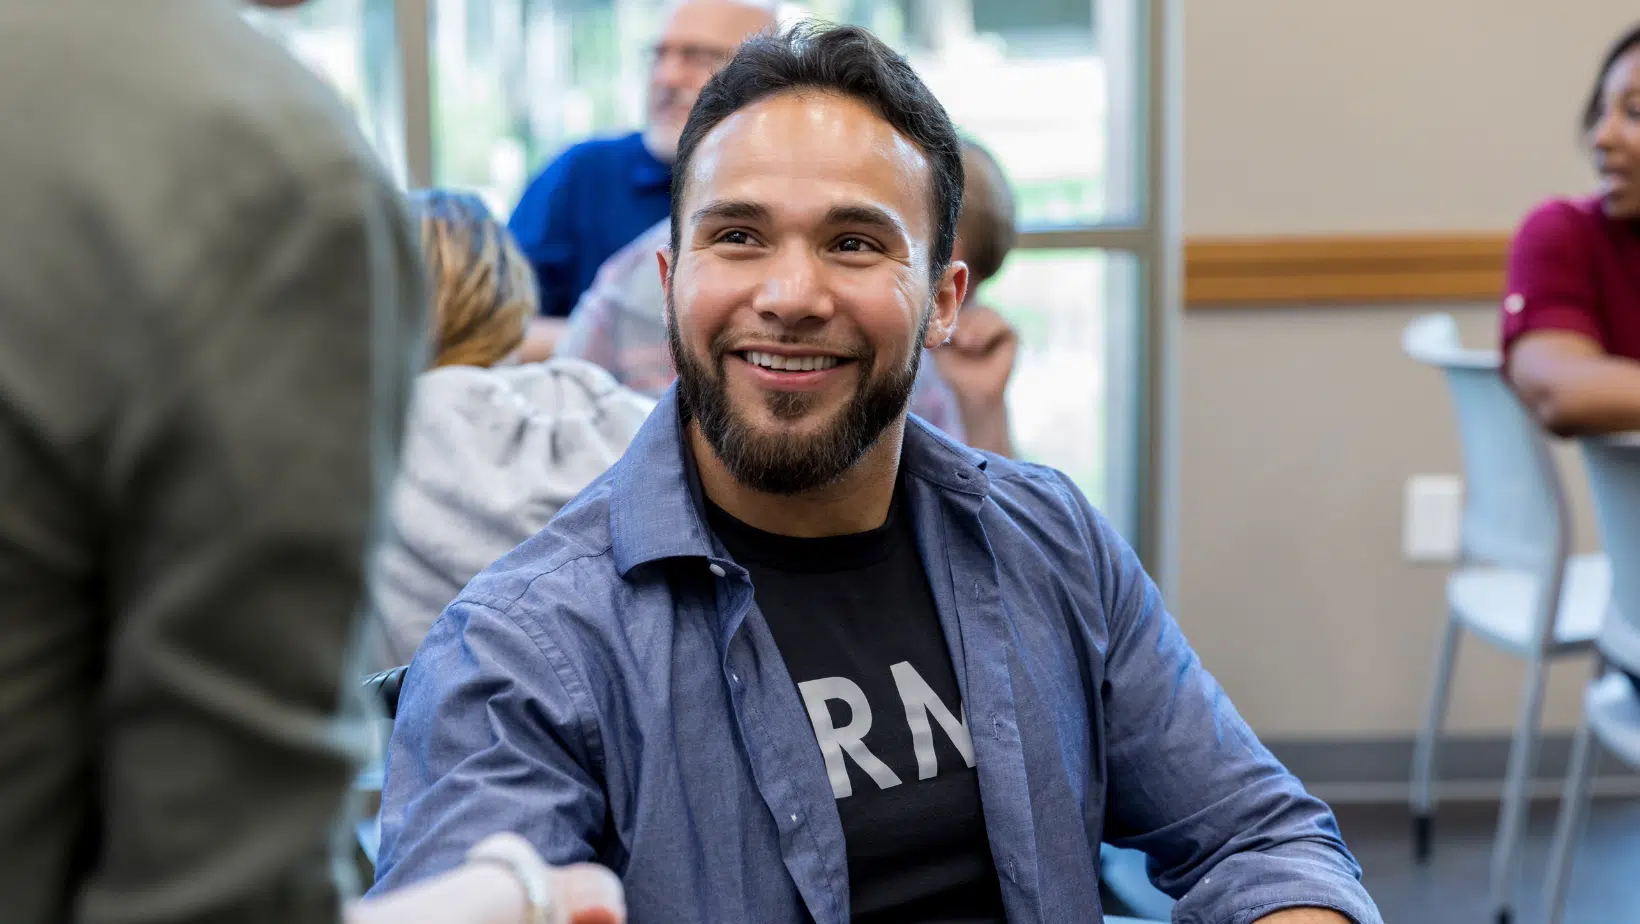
[1185,1,1627,236]
[1177,2,1638,737]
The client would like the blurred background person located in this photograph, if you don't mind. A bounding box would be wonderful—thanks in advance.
[507,0,778,358]
[1501,22,1640,698]
[370,191,653,668]
[1503,22,1640,437]
[556,138,1021,455]
[933,140,1021,458]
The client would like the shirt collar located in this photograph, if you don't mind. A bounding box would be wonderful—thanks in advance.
[607,387,991,576]
[625,132,673,190]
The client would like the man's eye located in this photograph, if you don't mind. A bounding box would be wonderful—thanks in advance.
[836,236,876,253]
[716,230,753,245]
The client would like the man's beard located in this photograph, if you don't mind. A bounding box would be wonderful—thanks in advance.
[667,292,925,496]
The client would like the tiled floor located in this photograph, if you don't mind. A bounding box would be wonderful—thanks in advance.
[1335,797,1640,923]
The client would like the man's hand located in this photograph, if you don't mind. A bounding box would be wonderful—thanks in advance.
[933,303,1019,456]
[1253,908,1353,923]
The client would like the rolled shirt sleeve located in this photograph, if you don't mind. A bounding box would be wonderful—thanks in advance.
[371,593,609,894]
[1072,473,1381,924]
[1501,199,1606,360]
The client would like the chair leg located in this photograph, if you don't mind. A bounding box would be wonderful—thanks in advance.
[1410,613,1462,861]
[1544,713,1598,924]
[1488,651,1551,924]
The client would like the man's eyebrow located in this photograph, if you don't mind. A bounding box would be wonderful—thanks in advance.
[690,200,771,227]
[823,204,907,238]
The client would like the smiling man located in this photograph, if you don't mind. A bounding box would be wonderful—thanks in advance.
[374,23,1382,924]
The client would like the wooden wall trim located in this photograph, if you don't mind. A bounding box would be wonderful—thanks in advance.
[1184,232,1512,308]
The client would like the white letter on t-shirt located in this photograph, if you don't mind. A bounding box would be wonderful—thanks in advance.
[890,661,976,780]
[797,676,904,799]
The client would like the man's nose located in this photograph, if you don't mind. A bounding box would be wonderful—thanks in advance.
[751,247,832,327]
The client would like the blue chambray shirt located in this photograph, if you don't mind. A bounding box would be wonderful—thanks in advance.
[372,389,1382,924]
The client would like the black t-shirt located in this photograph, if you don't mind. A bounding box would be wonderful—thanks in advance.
[706,488,1007,923]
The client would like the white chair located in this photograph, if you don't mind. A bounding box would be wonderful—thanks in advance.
[1544,435,1640,924]
[1401,314,1607,924]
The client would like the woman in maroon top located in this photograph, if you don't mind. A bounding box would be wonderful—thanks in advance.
[1503,24,1640,697]
[1504,23,1640,431]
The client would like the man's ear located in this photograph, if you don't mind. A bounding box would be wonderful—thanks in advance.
[657,247,674,318]
[656,247,673,291]
[923,260,969,349]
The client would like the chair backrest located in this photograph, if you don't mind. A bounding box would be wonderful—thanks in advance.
[1401,314,1569,571]
[1578,436,1640,673]
[362,664,409,720]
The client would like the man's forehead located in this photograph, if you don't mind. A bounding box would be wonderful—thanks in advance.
[685,93,931,218]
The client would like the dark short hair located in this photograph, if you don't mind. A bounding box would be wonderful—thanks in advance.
[1584,24,1640,135]
[669,22,964,282]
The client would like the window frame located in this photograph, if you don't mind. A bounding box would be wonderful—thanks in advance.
[387,0,1180,596]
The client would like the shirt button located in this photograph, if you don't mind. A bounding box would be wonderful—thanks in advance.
[1504,293,1525,314]
[731,672,741,685]
[708,563,727,578]
[790,813,799,823]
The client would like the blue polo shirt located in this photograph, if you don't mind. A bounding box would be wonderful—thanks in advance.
[507,131,672,318]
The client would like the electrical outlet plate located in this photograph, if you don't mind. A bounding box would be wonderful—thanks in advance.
[1404,474,1464,562]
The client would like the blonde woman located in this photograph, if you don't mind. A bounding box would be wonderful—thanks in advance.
[417,190,537,369]
[369,191,654,666]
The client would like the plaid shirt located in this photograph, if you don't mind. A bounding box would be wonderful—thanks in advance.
[557,220,967,441]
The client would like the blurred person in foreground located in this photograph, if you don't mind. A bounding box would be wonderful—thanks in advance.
[369,190,653,667]
[555,138,1020,454]
[1501,22,1640,699]
[374,23,1380,924]
[507,0,778,357]
[0,2,619,922]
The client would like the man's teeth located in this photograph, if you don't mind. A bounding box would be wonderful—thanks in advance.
[744,351,840,372]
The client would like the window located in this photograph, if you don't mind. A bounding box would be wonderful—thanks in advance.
[243,0,410,185]
[429,0,671,211]
[823,0,1135,229]
[265,0,1177,577]
[983,250,1136,514]
[832,0,1160,548]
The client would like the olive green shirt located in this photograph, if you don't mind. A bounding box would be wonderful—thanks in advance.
[0,2,425,921]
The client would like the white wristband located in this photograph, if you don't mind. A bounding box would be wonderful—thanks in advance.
[465,833,560,924]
